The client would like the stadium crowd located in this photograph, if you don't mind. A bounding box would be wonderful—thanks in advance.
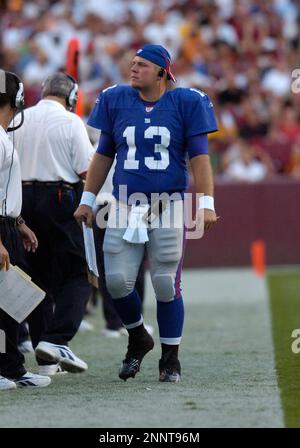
[1,0,300,180]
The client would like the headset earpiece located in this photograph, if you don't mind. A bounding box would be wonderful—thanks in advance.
[14,81,24,109]
[0,70,24,109]
[158,68,165,78]
[65,73,78,111]
[68,82,78,111]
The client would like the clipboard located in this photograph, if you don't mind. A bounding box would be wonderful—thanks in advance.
[0,265,46,323]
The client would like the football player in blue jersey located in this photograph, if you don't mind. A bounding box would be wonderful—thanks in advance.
[74,44,218,382]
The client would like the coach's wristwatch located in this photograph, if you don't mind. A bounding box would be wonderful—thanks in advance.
[16,215,26,226]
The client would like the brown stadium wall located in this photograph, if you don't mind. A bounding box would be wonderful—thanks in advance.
[185,178,300,268]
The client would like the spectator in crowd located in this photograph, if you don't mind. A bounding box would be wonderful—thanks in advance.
[279,104,300,144]
[287,140,300,177]
[260,123,292,173]
[223,141,274,182]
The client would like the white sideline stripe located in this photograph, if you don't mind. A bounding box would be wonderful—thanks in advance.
[144,267,284,427]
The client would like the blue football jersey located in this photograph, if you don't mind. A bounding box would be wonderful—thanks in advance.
[87,85,218,200]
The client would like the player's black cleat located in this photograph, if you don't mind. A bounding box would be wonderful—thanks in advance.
[119,331,154,381]
[119,357,140,381]
[159,366,181,383]
[159,348,181,383]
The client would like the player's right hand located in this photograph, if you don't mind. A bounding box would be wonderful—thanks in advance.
[0,242,10,271]
[74,205,93,228]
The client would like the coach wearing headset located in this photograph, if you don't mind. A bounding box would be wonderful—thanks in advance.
[13,73,94,376]
[0,69,51,389]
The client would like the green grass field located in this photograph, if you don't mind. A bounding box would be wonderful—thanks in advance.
[267,269,300,428]
[1,267,299,428]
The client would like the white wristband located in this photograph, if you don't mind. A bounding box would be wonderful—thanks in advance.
[80,191,96,208]
[199,195,215,211]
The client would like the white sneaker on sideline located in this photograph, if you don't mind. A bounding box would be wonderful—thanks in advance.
[12,371,51,388]
[101,328,121,338]
[35,341,88,373]
[39,364,68,376]
[18,340,34,354]
[79,319,94,333]
[0,376,16,391]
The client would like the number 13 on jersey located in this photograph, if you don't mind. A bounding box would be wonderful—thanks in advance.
[123,126,170,170]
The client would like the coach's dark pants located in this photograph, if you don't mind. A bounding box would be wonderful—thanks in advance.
[22,183,91,350]
[0,220,27,378]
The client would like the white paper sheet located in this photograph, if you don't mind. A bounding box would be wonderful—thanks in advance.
[0,265,46,323]
[82,223,99,278]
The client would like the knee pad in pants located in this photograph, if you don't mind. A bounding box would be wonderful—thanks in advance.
[105,272,135,299]
[152,273,175,303]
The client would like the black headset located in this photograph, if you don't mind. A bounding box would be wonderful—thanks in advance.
[158,68,165,78]
[65,73,79,111]
[11,74,24,109]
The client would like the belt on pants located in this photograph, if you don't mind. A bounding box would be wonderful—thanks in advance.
[0,215,18,226]
[22,180,76,190]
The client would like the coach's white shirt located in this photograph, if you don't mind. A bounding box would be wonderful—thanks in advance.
[13,99,94,183]
[0,125,22,218]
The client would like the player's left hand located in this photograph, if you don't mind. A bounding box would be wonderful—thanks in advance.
[204,209,219,231]
[18,223,38,252]
[196,209,219,231]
